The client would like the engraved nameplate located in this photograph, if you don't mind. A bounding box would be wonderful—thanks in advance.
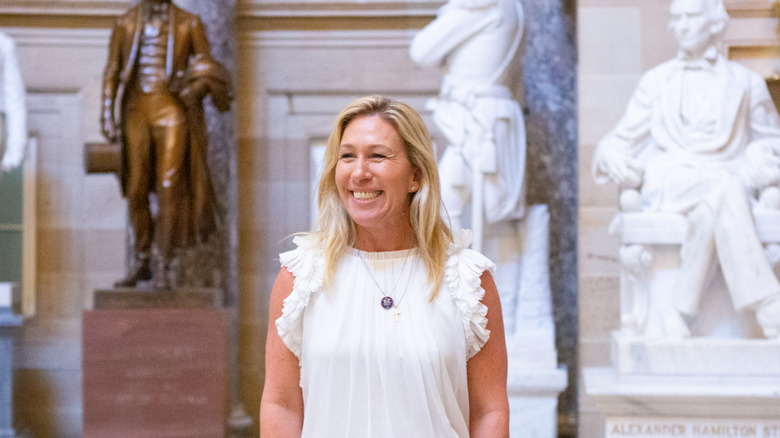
[607,417,780,438]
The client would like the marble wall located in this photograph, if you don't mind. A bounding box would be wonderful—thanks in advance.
[0,0,580,436]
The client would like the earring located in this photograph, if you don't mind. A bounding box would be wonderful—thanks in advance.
[410,186,417,192]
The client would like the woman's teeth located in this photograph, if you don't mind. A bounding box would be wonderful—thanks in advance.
[353,191,381,200]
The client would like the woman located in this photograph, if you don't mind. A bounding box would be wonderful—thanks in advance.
[260,95,509,437]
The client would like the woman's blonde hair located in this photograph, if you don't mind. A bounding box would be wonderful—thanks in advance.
[313,95,453,296]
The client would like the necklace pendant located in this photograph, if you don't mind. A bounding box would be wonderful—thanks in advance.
[380,296,394,310]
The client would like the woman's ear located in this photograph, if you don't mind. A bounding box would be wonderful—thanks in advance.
[409,167,423,193]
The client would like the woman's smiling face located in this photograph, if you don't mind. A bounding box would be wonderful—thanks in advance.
[336,115,420,240]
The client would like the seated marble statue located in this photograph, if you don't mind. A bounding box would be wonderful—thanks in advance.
[0,32,27,172]
[592,0,780,339]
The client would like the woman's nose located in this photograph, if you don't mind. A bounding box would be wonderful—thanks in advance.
[352,158,371,180]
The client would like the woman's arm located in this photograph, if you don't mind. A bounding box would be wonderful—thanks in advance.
[259,268,304,437]
[467,271,510,438]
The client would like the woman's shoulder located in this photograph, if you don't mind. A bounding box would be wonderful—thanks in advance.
[275,233,326,359]
[443,229,495,359]
[444,229,496,272]
[279,233,326,285]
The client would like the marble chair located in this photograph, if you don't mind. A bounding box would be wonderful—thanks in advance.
[609,183,780,340]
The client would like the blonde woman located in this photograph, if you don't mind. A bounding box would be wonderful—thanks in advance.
[260,95,509,437]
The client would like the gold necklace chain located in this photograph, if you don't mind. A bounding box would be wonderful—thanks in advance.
[358,250,416,322]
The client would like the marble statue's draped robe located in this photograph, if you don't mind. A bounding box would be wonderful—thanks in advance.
[410,0,526,224]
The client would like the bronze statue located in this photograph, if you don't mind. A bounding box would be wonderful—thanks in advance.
[101,0,231,289]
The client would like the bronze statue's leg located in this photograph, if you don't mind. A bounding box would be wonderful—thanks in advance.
[124,96,154,257]
[149,94,188,289]
[114,95,154,287]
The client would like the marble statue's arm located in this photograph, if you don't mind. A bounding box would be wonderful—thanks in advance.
[741,74,780,189]
[592,75,654,188]
[409,6,492,67]
[0,35,27,171]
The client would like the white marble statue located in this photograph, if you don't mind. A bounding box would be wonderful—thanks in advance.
[410,0,526,252]
[593,0,780,339]
[0,32,27,172]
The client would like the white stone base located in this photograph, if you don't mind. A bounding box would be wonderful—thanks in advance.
[0,284,12,310]
[507,366,568,438]
[584,366,780,419]
[612,332,780,376]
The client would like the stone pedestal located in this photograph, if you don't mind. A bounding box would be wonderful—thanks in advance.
[584,367,780,437]
[611,333,780,376]
[584,335,780,437]
[82,288,227,438]
[507,362,568,438]
[493,206,568,437]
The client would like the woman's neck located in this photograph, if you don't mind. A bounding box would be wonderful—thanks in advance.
[354,226,416,252]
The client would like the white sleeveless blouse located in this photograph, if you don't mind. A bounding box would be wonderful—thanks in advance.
[276,230,495,438]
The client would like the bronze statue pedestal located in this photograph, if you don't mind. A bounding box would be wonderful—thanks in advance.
[92,287,221,309]
[82,287,227,438]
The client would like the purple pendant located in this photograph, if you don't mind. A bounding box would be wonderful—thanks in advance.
[380,296,394,310]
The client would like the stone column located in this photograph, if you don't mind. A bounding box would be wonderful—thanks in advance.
[521,0,578,431]
[166,0,248,433]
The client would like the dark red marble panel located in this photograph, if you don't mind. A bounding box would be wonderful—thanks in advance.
[83,309,226,438]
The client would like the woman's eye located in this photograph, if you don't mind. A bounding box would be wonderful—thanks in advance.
[339,153,355,159]
[370,154,387,159]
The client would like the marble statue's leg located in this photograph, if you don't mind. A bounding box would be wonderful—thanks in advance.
[713,175,780,311]
[674,202,717,316]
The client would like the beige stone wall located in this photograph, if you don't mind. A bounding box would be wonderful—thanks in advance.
[577,1,779,436]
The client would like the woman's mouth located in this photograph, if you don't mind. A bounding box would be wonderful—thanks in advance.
[352,191,382,200]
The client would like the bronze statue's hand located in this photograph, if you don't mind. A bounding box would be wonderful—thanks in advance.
[180,81,208,107]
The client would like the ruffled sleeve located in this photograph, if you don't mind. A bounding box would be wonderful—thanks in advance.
[276,235,326,359]
[444,229,496,360]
